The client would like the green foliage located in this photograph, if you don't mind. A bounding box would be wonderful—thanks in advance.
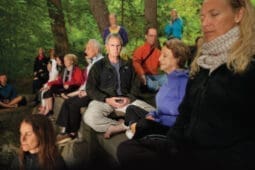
[158,0,201,45]
[105,0,202,59]
[0,0,53,79]
[6,0,254,80]
[62,0,102,63]
[105,0,145,59]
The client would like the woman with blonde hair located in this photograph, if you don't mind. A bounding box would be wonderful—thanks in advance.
[117,0,255,169]
[40,54,84,116]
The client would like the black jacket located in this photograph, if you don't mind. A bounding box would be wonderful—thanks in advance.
[33,56,49,82]
[86,56,140,102]
[168,60,255,169]
[10,152,67,170]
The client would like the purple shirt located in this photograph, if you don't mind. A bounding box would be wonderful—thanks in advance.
[147,69,189,127]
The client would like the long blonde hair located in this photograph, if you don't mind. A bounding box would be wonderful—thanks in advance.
[190,0,255,76]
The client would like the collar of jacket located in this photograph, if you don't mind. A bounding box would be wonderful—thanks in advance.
[104,55,129,69]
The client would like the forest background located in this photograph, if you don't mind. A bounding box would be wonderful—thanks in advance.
[1,0,255,89]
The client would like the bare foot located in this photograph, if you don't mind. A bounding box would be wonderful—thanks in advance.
[61,93,69,99]
[104,124,127,139]
[10,104,18,108]
[6,104,18,108]
[130,123,137,134]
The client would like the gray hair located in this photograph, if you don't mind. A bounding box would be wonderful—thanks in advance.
[105,33,123,46]
[87,39,102,54]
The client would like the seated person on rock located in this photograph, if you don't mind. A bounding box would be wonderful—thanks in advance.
[124,39,189,139]
[56,39,104,144]
[31,47,49,106]
[32,47,49,94]
[38,53,60,113]
[0,73,26,108]
[83,33,154,139]
[117,0,255,169]
[132,27,166,92]
[40,54,84,116]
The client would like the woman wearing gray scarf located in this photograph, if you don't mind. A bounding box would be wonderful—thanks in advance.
[40,54,84,116]
[117,0,255,170]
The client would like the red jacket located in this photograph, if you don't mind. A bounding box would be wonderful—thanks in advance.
[47,66,84,87]
[132,42,161,76]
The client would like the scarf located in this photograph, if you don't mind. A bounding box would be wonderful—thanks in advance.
[197,26,240,74]
[62,66,73,83]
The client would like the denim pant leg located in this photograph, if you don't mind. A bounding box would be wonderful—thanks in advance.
[156,74,167,86]
[146,74,167,91]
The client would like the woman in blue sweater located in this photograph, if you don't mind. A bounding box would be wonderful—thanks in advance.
[124,38,189,139]
[104,38,189,139]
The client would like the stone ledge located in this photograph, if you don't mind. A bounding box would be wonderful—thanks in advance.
[53,94,155,169]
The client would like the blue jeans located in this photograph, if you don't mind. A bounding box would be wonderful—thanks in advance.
[146,74,167,91]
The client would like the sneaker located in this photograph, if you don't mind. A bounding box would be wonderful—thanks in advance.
[125,129,134,139]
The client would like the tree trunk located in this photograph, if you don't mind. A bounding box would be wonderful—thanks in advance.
[144,0,158,29]
[88,0,109,38]
[47,0,69,56]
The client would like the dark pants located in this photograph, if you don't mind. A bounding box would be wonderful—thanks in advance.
[117,138,209,170]
[117,137,253,170]
[125,105,169,139]
[32,72,48,94]
[56,95,91,133]
[33,79,46,94]
[18,96,27,106]
[43,85,80,99]
[117,138,176,169]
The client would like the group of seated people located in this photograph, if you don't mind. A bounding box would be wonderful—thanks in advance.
[33,27,189,143]
[11,0,255,169]
[32,26,176,143]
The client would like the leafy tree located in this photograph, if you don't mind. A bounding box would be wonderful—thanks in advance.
[0,0,53,78]
[145,0,158,28]
[2,0,253,81]
[47,0,69,56]
[88,0,109,37]
[158,0,201,45]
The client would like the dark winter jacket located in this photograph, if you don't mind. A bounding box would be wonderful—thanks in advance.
[86,56,139,102]
[33,56,49,83]
[168,60,255,169]
[10,152,67,170]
